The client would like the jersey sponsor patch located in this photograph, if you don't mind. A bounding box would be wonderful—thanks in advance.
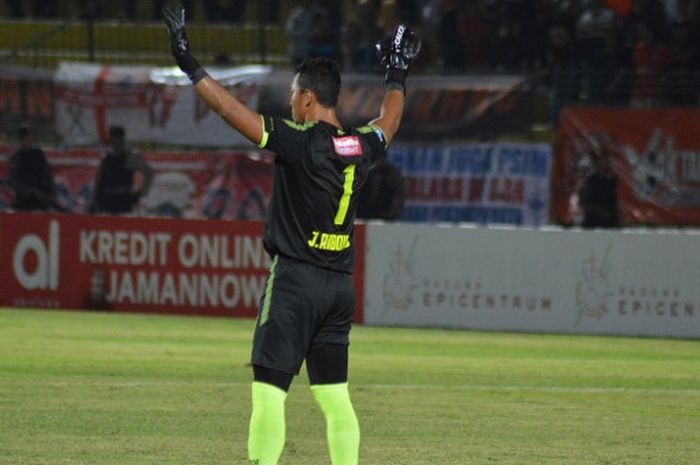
[332,136,363,157]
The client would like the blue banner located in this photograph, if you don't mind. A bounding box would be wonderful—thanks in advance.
[389,143,551,226]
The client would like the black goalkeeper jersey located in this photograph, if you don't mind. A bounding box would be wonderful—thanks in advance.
[258,116,388,273]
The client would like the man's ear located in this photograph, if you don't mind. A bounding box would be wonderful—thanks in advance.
[304,89,314,107]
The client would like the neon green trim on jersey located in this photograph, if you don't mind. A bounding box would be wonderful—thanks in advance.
[282,119,317,131]
[334,164,356,225]
[357,124,388,149]
[258,115,269,149]
[258,256,279,326]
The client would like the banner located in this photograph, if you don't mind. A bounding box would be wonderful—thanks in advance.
[363,223,700,339]
[552,106,700,226]
[49,62,530,147]
[0,65,55,139]
[0,142,551,226]
[389,142,551,225]
[54,62,272,146]
[260,72,531,140]
[0,212,365,321]
[0,146,274,220]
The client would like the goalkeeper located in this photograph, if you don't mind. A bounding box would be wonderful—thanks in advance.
[162,5,420,464]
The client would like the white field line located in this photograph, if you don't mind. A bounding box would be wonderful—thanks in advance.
[1,381,699,395]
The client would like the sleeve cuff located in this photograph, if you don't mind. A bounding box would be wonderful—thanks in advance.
[258,115,269,149]
[369,123,389,150]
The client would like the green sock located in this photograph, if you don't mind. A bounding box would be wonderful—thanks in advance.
[311,383,360,465]
[248,381,287,465]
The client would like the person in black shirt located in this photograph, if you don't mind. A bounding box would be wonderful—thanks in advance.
[91,126,154,215]
[579,148,619,228]
[8,125,57,212]
[163,6,420,465]
[357,156,405,220]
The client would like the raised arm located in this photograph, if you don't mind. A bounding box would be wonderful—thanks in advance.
[370,25,421,145]
[194,77,263,145]
[370,90,404,146]
[162,5,263,145]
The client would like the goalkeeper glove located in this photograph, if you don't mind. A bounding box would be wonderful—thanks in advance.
[375,24,421,93]
[162,4,208,84]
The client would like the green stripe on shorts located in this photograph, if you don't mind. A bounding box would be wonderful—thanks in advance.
[258,255,279,327]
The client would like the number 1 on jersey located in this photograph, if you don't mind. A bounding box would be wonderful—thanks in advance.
[334,164,356,225]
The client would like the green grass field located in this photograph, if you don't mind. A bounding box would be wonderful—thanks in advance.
[1,308,699,465]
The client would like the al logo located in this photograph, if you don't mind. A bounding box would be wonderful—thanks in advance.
[574,242,614,326]
[382,236,418,312]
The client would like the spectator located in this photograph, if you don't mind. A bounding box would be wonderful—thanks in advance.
[436,0,466,71]
[605,0,633,16]
[459,1,489,68]
[307,0,343,64]
[486,0,524,72]
[377,0,398,31]
[204,0,246,23]
[77,0,102,19]
[344,0,383,72]
[285,0,314,66]
[91,126,154,215]
[634,0,667,39]
[576,0,616,101]
[258,0,281,23]
[357,157,405,221]
[609,1,639,102]
[521,0,550,70]
[286,1,342,66]
[548,0,578,122]
[126,0,137,20]
[662,0,698,104]
[31,0,59,17]
[630,23,676,106]
[4,0,23,17]
[579,148,619,228]
[8,125,57,212]
[396,0,421,27]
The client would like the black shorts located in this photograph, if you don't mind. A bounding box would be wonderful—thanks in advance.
[251,255,355,374]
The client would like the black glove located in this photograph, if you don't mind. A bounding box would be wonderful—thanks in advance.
[162,4,207,84]
[376,24,421,93]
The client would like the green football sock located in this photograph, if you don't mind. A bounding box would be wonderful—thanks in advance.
[311,383,360,465]
[248,381,287,465]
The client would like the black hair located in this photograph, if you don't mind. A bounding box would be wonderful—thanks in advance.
[17,125,30,139]
[294,57,341,108]
[109,126,125,138]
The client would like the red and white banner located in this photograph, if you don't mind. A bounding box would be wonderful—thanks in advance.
[0,146,274,220]
[54,62,272,147]
[0,212,366,321]
[552,106,700,226]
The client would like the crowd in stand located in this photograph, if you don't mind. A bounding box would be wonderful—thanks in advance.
[4,1,699,110]
[340,0,700,111]
[3,0,280,22]
[276,0,700,117]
